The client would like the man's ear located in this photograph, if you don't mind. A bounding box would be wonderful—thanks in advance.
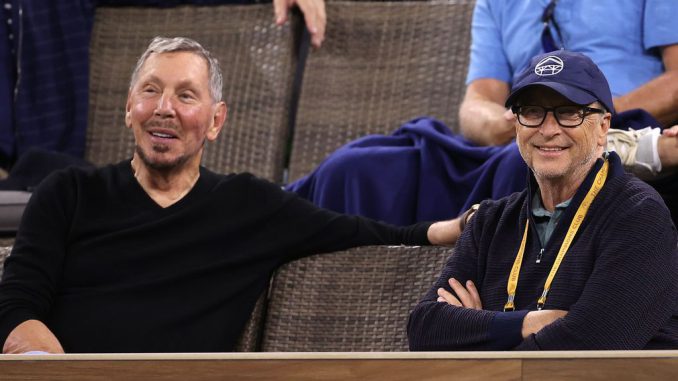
[125,94,133,129]
[206,101,227,141]
[598,112,612,146]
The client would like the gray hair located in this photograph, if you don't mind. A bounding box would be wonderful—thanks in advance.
[129,37,223,102]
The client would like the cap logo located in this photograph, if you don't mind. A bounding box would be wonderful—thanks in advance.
[534,56,564,76]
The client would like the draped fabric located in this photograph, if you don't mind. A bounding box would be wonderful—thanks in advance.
[287,118,529,226]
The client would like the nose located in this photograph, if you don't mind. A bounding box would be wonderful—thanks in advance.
[154,93,176,118]
[539,111,561,137]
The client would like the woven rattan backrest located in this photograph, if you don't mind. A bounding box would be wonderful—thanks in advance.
[234,291,267,352]
[88,5,297,182]
[261,245,451,351]
[286,0,475,182]
[0,245,10,280]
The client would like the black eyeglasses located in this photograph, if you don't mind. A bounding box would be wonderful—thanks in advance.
[511,105,605,128]
[541,0,564,52]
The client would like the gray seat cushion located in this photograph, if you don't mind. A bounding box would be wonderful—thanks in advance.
[0,191,31,234]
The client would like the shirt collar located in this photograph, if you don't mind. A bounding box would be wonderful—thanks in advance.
[532,191,571,218]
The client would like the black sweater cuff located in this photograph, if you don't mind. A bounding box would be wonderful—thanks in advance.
[488,310,529,350]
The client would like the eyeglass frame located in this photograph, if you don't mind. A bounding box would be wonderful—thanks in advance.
[511,105,606,128]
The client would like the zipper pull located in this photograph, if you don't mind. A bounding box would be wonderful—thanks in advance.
[536,248,544,264]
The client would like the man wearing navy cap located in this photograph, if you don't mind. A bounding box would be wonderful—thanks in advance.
[408,50,678,350]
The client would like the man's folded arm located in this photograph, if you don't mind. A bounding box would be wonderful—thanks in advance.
[515,200,678,350]
[408,218,530,351]
[408,299,529,351]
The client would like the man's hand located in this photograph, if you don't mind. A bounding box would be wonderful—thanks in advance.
[436,278,483,310]
[3,320,64,354]
[658,125,678,169]
[521,309,567,339]
[274,0,326,48]
[662,125,678,137]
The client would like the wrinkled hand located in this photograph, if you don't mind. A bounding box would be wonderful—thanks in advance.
[437,278,483,310]
[274,0,326,48]
[663,125,678,137]
[3,320,64,354]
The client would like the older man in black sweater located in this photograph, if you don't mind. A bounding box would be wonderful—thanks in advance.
[408,51,678,350]
[0,37,459,353]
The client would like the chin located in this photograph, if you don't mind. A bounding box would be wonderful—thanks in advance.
[136,146,189,170]
[531,164,569,180]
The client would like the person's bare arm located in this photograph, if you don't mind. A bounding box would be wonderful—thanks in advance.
[426,205,479,245]
[614,44,678,126]
[426,218,462,246]
[3,320,64,354]
[459,78,515,146]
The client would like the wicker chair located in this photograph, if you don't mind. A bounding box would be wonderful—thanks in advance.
[0,246,10,280]
[286,0,475,182]
[261,245,452,351]
[234,291,268,351]
[87,5,298,183]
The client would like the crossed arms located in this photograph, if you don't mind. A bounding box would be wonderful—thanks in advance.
[408,197,678,350]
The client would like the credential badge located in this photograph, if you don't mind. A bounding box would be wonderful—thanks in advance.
[534,56,564,76]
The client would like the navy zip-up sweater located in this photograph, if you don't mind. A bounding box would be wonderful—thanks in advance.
[408,152,678,350]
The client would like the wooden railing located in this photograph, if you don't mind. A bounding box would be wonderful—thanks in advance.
[1,351,677,380]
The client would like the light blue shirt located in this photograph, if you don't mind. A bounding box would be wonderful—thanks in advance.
[467,0,678,97]
[532,192,571,247]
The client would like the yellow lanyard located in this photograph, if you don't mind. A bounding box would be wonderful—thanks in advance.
[504,159,609,312]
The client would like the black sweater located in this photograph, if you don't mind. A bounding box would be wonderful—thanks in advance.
[408,153,678,350]
[0,161,430,352]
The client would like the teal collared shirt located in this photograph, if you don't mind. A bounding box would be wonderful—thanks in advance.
[531,192,571,247]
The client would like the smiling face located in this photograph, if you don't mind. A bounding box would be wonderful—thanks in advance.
[515,87,610,186]
[125,51,227,172]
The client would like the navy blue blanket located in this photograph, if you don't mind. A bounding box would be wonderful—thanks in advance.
[287,118,529,226]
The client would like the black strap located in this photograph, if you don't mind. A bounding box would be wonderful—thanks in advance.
[282,11,311,185]
[541,0,564,48]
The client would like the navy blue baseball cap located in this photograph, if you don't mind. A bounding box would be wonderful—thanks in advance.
[505,50,615,114]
